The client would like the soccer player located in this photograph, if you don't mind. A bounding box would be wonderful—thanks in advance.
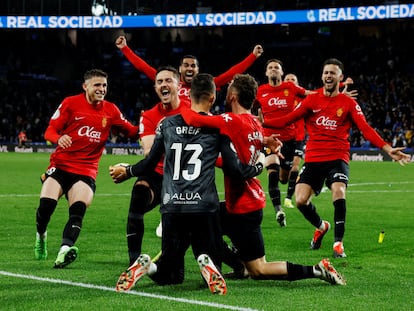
[115,35,264,102]
[116,35,263,237]
[263,58,411,258]
[109,73,264,294]
[181,73,346,285]
[282,73,306,209]
[119,66,189,269]
[256,59,316,227]
[34,69,139,268]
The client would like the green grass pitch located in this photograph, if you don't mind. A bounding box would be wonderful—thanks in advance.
[0,152,413,310]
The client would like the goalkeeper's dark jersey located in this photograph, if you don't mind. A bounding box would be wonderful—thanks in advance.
[130,113,261,214]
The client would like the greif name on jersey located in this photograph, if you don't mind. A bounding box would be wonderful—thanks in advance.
[175,126,200,135]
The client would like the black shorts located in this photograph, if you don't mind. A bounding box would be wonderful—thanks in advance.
[134,170,163,210]
[298,160,349,196]
[221,208,265,262]
[294,140,305,158]
[151,211,222,285]
[279,139,295,170]
[44,167,96,195]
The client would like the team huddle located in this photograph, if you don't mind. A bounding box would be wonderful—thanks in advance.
[33,36,410,295]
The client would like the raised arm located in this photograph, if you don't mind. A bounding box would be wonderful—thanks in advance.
[213,45,264,88]
[115,35,157,81]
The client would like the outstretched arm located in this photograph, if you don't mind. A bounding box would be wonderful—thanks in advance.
[181,108,225,129]
[115,35,157,81]
[213,45,264,88]
[109,130,164,183]
[381,145,411,166]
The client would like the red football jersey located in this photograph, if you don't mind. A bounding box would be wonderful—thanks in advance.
[256,81,307,141]
[139,100,189,174]
[265,92,387,163]
[45,93,138,179]
[181,108,266,214]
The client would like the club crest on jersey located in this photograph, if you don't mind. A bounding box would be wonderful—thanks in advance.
[283,89,289,96]
[336,108,343,117]
[102,117,107,128]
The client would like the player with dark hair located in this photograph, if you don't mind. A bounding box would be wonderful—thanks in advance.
[120,66,189,268]
[116,35,264,237]
[181,73,346,285]
[34,69,139,268]
[109,73,264,294]
[282,73,306,209]
[256,59,316,227]
[263,58,410,258]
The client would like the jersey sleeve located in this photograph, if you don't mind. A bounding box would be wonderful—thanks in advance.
[140,111,159,137]
[263,99,307,128]
[181,108,225,130]
[44,100,72,143]
[213,53,257,88]
[219,135,262,179]
[121,46,157,81]
[130,123,165,176]
[110,104,139,140]
[350,100,387,148]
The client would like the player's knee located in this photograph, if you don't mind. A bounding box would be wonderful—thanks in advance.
[295,197,308,207]
[247,264,267,280]
[266,163,279,172]
[129,184,153,214]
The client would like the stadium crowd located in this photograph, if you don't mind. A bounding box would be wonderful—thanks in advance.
[1,19,413,148]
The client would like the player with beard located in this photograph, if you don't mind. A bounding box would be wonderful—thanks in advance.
[34,69,139,268]
[263,58,410,258]
[181,73,347,285]
[117,35,263,237]
[256,59,315,227]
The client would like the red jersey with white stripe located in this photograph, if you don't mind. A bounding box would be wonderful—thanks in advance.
[256,81,307,141]
[139,100,189,174]
[265,92,387,163]
[181,108,266,214]
[45,94,138,179]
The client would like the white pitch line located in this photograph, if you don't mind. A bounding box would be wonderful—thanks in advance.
[0,270,260,311]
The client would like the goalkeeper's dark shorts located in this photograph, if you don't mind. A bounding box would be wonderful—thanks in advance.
[221,208,265,262]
